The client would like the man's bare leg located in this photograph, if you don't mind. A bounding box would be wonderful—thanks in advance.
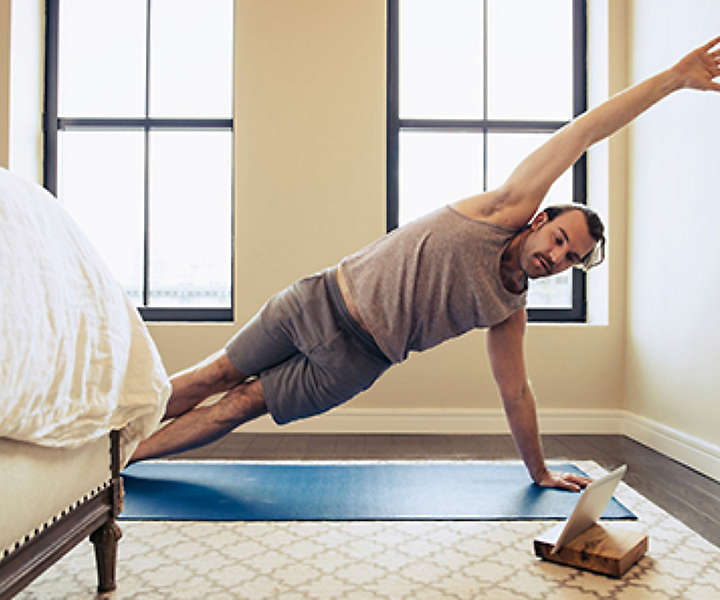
[129,378,268,463]
[163,350,248,421]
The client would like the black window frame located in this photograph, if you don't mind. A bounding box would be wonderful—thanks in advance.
[43,0,234,322]
[387,0,588,322]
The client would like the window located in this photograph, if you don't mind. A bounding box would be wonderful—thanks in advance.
[44,0,234,321]
[388,0,587,321]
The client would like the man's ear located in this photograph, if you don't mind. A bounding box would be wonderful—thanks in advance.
[530,211,548,231]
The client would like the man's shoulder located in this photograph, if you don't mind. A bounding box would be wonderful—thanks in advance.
[451,188,534,230]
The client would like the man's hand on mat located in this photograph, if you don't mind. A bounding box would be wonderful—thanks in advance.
[671,35,720,92]
[536,470,592,492]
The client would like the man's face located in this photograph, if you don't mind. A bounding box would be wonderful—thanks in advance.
[521,210,596,279]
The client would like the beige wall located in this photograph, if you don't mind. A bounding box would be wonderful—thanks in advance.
[0,0,43,179]
[0,0,10,168]
[625,0,720,447]
[8,0,43,183]
[8,1,704,438]
[152,0,627,419]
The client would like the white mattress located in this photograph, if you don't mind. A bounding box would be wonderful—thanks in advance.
[0,435,111,556]
[0,167,170,464]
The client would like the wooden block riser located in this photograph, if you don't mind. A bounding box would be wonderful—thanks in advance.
[534,522,648,578]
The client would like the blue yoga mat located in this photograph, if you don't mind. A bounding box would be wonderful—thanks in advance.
[119,461,636,522]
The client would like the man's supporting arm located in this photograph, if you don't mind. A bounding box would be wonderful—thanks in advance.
[486,310,590,491]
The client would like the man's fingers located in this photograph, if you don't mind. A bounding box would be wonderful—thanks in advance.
[559,473,592,490]
[555,475,581,491]
[562,481,581,492]
[540,470,593,491]
[703,34,720,52]
[563,472,591,483]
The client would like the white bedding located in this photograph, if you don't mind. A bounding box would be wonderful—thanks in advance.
[0,168,170,464]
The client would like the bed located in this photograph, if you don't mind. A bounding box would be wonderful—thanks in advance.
[0,168,171,598]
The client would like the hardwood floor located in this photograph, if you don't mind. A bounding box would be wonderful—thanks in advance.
[171,433,720,548]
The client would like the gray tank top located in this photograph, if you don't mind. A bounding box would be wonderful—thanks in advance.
[339,205,527,363]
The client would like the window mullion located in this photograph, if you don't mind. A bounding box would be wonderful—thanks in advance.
[386,0,399,232]
[43,0,60,195]
[483,0,488,193]
[398,119,568,132]
[143,0,151,308]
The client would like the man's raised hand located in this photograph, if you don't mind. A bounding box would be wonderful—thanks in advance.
[672,35,720,92]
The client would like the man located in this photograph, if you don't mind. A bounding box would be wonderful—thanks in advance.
[130,38,720,491]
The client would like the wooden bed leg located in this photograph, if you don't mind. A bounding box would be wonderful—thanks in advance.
[90,520,122,593]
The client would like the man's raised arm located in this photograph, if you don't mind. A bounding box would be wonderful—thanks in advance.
[473,35,720,230]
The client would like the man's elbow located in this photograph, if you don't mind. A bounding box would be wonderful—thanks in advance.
[500,380,531,408]
[567,113,597,149]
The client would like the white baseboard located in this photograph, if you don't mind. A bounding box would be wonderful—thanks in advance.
[238,407,720,481]
[239,407,625,435]
[621,411,720,482]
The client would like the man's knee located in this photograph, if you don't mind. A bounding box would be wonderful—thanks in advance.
[213,378,268,426]
[214,350,249,387]
[170,350,248,402]
[184,349,247,392]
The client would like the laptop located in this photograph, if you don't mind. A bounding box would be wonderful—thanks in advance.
[551,464,627,553]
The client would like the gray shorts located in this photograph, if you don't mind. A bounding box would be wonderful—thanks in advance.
[224,268,392,425]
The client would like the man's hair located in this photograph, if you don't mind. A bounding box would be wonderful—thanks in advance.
[543,204,606,270]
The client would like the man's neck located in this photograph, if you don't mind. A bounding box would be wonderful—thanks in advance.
[500,230,530,294]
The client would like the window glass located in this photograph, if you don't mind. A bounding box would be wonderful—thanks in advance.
[58,0,146,118]
[150,0,233,118]
[399,0,484,119]
[148,130,232,307]
[486,132,572,207]
[400,131,483,225]
[57,130,145,301]
[528,271,572,308]
[487,0,573,120]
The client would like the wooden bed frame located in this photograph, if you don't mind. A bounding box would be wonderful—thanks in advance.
[0,431,123,599]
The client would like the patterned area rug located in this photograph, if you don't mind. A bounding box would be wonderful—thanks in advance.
[16,461,720,599]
